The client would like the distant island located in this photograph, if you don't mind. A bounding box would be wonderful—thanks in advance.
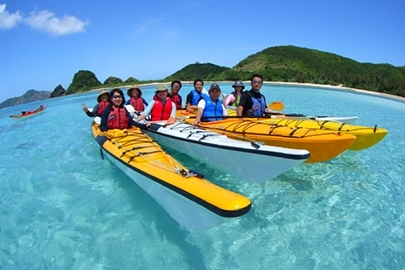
[1,45,404,109]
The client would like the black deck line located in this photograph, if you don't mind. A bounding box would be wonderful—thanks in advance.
[143,128,310,160]
[94,135,251,218]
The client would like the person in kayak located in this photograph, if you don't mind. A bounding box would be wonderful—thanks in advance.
[125,85,148,113]
[193,83,228,126]
[237,74,269,117]
[135,84,176,124]
[223,80,245,107]
[100,88,147,132]
[185,79,208,112]
[82,89,110,117]
[169,80,183,109]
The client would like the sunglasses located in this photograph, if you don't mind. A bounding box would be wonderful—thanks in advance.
[252,80,262,85]
[112,95,122,99]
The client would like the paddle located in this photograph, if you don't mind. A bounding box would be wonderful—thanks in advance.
[268,101,285,111]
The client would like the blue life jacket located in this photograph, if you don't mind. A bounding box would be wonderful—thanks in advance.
[190,90,208,105]
[248,92,266,116]
[201,95,223,121]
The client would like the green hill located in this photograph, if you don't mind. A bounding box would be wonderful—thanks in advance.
[164,45,405,97]
[164,62,230,81]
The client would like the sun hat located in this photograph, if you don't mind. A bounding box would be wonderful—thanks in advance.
[127,85,142,97]
[155,84,168,92]
[97,89,109,102]
[232,80,245,89]
[208,83,221,92]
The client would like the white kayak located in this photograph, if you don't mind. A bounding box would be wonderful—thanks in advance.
[143,121,310,183]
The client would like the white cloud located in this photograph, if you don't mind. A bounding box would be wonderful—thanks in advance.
[0,3,22,29]
[24,10,88,36]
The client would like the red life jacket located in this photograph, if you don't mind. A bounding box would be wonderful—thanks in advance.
[171,94,182,109]
[150,96,172,121]
[130,97,144,111]
[97,101,109,116]
[107,106,129,129]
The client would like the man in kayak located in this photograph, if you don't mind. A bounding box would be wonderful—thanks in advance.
[169,80,183,109]
[135,84,176,124]
[185,79,208,112]
[237,74,270,117]
[82,89,110,117]
[193,83,228,126]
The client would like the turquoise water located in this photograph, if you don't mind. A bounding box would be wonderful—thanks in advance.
[0,84,404,269]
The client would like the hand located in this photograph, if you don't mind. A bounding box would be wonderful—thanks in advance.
[82,104,88,112]
[193,119,201,126]
[165,116,175,125]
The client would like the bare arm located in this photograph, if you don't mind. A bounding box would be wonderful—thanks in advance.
[237,105,243,116]
[193,107,204,126]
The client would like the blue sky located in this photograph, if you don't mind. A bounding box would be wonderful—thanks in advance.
[1,0,404,102]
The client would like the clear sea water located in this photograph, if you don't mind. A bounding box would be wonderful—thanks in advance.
[0,83,404,269]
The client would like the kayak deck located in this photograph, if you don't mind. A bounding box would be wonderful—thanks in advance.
[91,124,251,229]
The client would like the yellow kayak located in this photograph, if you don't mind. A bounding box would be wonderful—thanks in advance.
[91,123,251,230]
[180,117,356,163]
[253,118,387,151]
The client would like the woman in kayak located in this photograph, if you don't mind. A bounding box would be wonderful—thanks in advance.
[82,89,110,117]
[223,80,245,107]
[135,84,176,124]
[100,88,147,132]
[193,83,228,126]
[125,85,148,113]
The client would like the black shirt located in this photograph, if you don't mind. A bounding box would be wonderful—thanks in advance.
[238,90,267,116]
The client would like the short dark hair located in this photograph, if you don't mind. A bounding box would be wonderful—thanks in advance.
[171,80,182,89]
[250,74,263,82]
[193,79,204,86]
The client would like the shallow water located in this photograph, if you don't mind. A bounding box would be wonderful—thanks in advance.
[0,84,404,269]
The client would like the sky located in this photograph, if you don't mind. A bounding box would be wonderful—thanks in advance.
[0,0,404,102]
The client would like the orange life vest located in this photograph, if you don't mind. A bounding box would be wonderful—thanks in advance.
[130,97,145,111]
[150,96,172,121]
[97,101,109,116]
[107,106,129,129]
[171,94,182,109]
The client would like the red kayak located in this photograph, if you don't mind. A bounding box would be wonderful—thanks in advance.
[10,105,47,119]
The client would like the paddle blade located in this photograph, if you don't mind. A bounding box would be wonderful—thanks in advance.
[269,101,284,111]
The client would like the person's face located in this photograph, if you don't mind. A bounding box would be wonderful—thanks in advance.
[194,81,203,92]
[209,89,221,101]
[100,94,108,101]
[251,77,263,92]
[111,92,123,106]
[131,89,139,97]
[171,83,181,94]
[234,86,243,92]
[157,90,168,100]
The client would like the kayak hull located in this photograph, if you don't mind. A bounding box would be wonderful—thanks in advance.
[91,124,251,230]
[257,118,388,151]
[143,121,310,183]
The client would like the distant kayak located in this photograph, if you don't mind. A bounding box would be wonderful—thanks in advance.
[10,105,47,119]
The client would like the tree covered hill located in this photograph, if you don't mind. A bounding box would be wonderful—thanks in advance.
[2,45,405,108]
[164,62,229,81]
[214,46,405,96]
